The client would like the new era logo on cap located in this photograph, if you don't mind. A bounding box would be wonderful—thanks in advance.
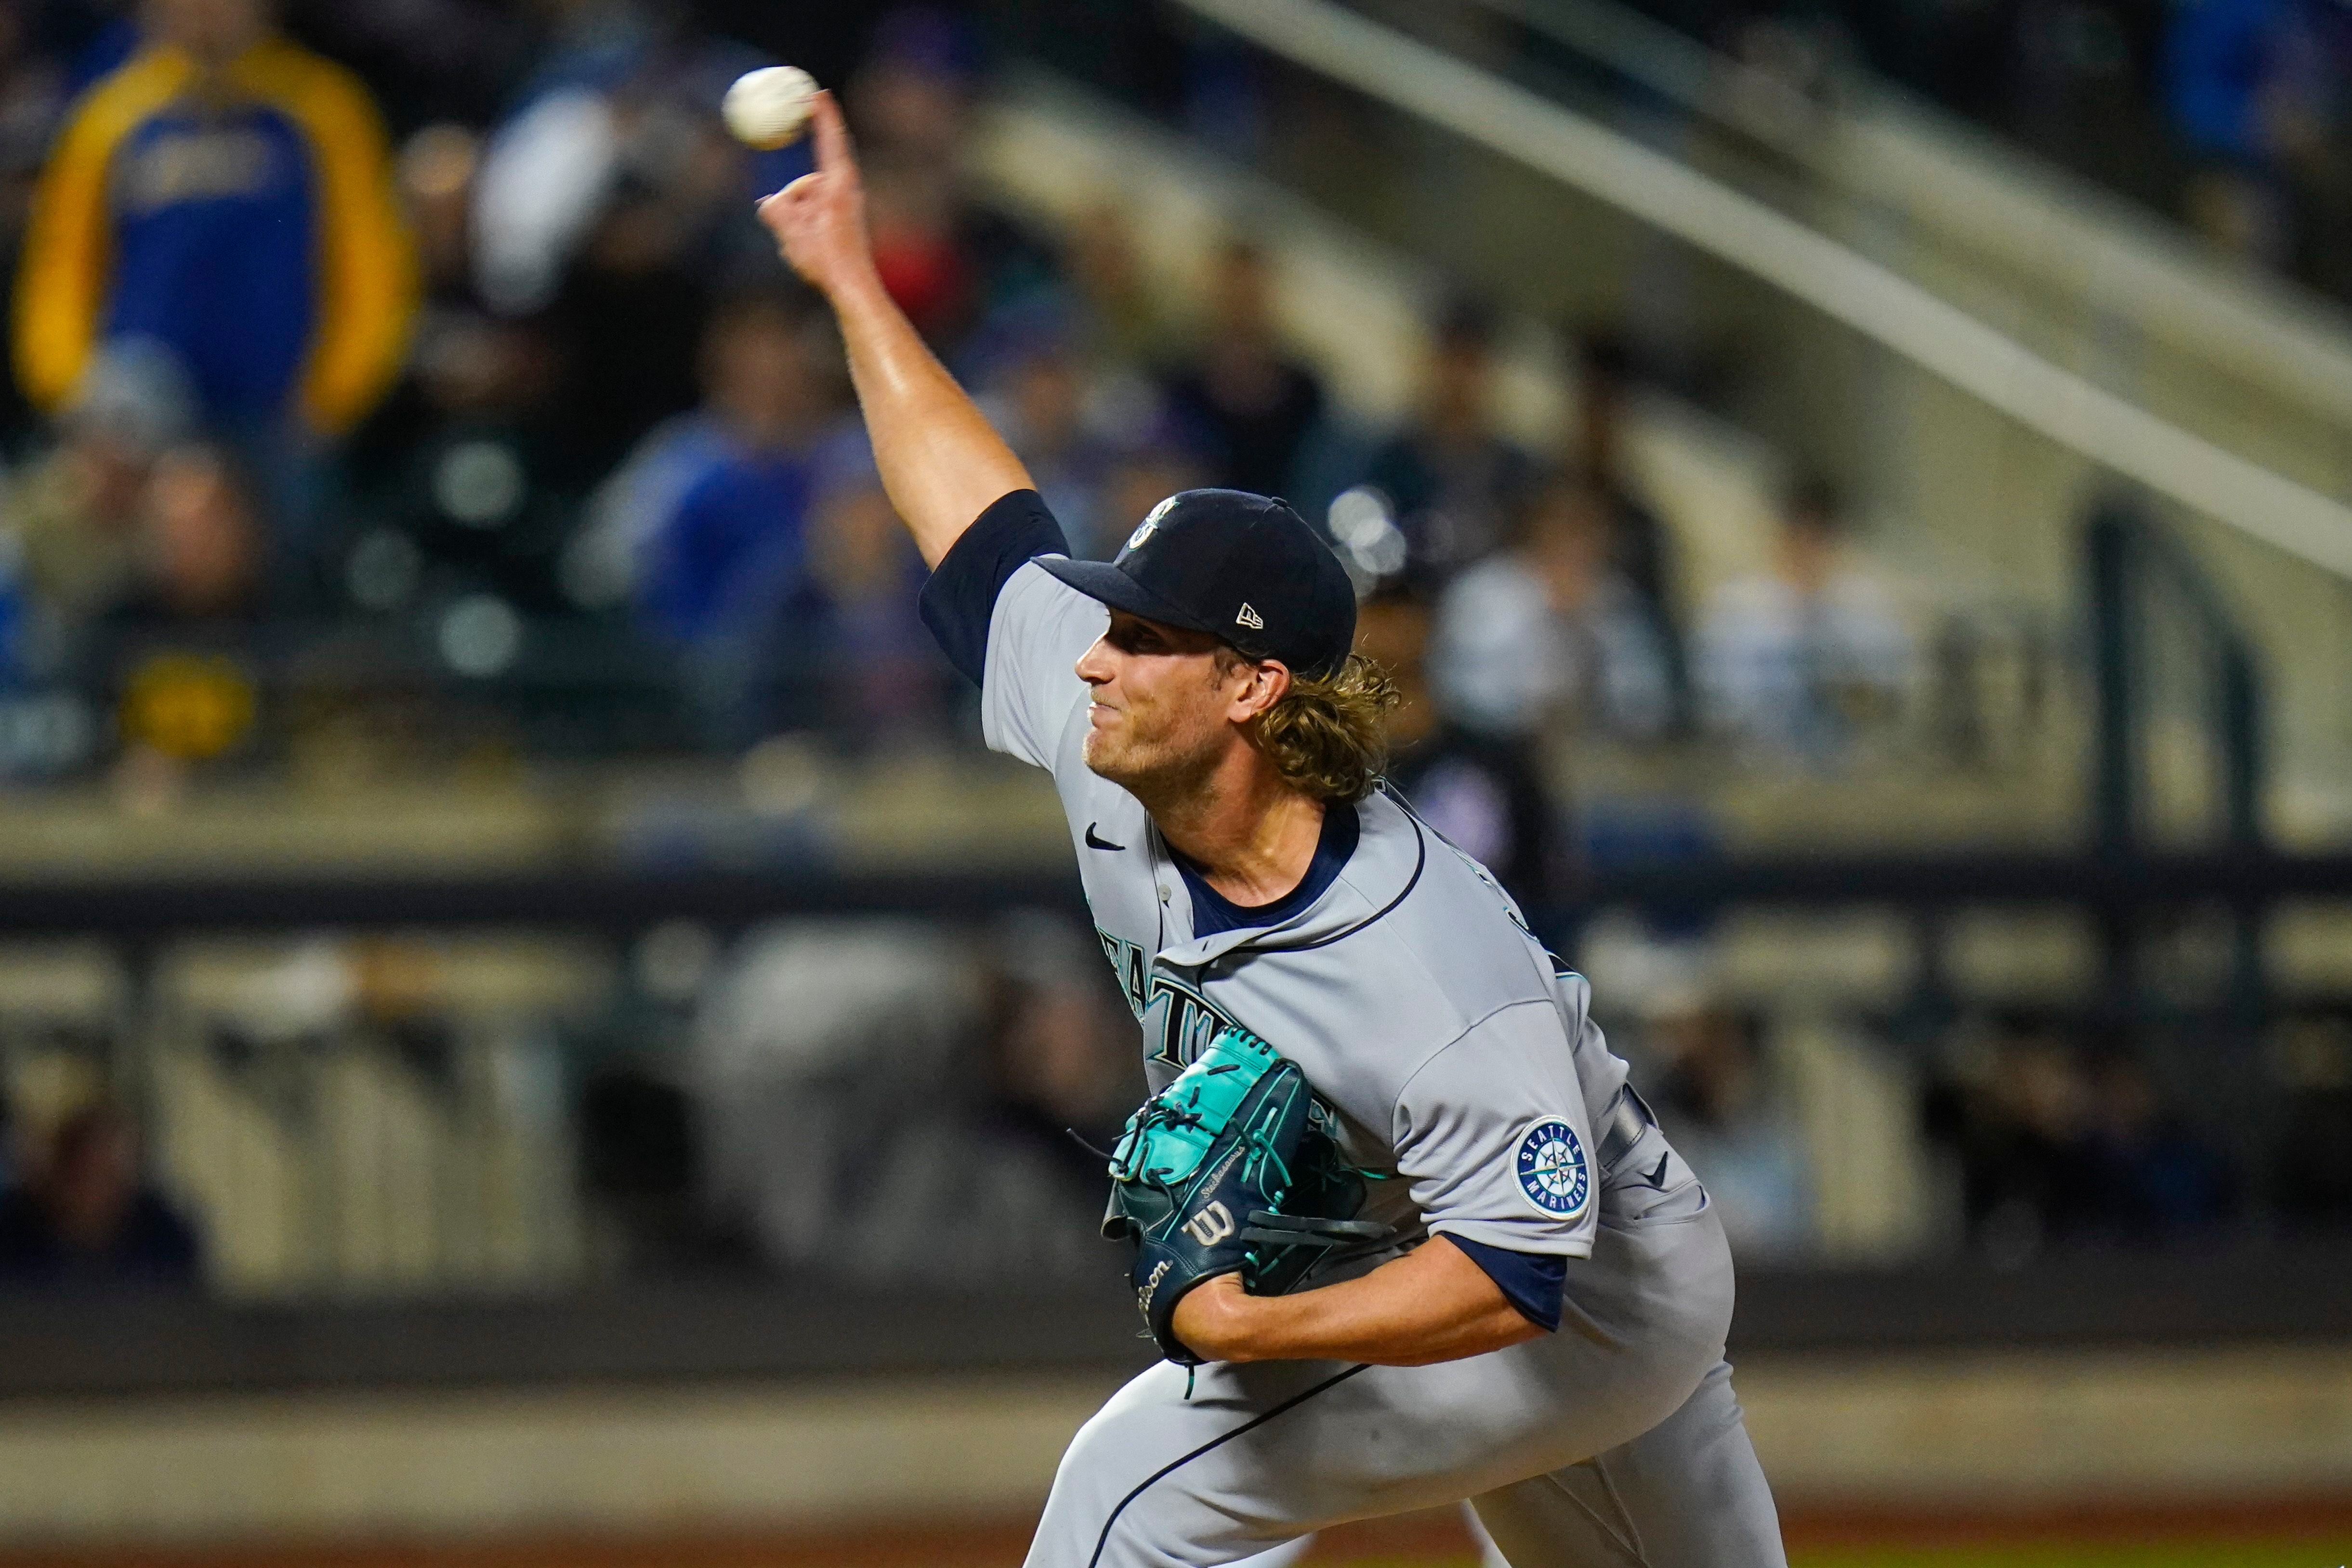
[1236,603,1263,630]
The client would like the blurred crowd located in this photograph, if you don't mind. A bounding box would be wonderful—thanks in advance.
[0,0,971,771]
[0,1087,202,1291]
[1646,0,2352,300]
[565,901,2352,1288]
[0,0,1929,801]
[660,911,1145,1286]
[1599,989,2352,1268]
[9,929,2352,1295]
[1918,1012,2240,1263]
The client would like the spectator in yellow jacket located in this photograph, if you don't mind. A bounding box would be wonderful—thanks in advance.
[13,0,416,457]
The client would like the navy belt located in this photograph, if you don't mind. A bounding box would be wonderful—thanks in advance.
[1595,1084,1658,1172]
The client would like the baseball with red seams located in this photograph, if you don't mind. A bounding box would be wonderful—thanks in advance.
[723,65,818,150]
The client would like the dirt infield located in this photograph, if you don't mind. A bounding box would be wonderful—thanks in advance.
[3,1501,2347,1568]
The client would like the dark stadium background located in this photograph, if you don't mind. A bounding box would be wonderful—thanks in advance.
[0,1,2349,1563]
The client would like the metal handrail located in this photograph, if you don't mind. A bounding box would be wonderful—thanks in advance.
[1,851,2345,940]
[2087,500,2266,855]
[1470,0,2352,429]
[1172,0,2352,580]
[2082,497,2270,1043]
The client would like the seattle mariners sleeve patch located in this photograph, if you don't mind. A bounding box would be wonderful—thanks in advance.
[1514,1118,1591,1219]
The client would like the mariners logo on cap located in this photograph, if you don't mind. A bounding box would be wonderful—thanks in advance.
[1514,1118,1590,1218]
[1127,497,1178,553]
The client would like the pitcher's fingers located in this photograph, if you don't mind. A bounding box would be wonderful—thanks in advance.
[754,186,794,235]
[761,173,816,217]
[809,90,853,176]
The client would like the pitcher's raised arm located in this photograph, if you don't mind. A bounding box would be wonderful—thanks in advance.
[757,91,1031,567]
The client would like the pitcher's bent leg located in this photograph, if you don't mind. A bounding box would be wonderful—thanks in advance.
[1028,1214,1750,1568]
[1471,1361,1785,1568]
[1023,1360,1376,1568]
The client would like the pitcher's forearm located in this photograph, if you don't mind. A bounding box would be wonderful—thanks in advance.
[757,90,1032,566]
[829,275,1034,568]
[1171,1235,1547,1367]
[1246,1263,1541,1367]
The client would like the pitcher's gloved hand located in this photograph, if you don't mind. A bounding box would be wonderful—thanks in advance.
[1102,1027,1391,1364]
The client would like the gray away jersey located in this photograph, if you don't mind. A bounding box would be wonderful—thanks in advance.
[982,560,1634,1261]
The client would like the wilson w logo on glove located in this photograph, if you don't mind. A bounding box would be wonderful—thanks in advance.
[1183,1202,1237,1247]
[1103,1026,1392,1365]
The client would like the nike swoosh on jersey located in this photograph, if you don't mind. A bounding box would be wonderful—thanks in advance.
[1085,823,1126,851]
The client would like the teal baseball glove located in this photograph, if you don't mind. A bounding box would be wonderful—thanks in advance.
[1102,1026,1391,1364]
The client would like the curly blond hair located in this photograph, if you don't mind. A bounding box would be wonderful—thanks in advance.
[1221,651,1400,804]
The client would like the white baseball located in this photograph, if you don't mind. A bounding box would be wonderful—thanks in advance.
[723,65,818,151]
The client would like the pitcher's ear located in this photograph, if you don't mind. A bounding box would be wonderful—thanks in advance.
[1236,658,1292,719]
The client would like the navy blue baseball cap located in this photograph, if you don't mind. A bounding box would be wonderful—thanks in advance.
[1038,490,1357,678]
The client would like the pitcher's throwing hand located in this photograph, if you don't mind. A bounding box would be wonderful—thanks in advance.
[757,91,875,306]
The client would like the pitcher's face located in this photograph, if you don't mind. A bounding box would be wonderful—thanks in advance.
[1075,611,1245,796]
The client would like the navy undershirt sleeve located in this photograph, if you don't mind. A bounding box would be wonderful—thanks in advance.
[916,489,1072,685]
[1443,1233,1566,1332]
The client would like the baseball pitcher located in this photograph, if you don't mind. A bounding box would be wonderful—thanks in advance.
[758,92,1786,1568]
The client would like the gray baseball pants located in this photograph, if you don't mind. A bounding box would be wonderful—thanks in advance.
[1024,1164,1785,1568]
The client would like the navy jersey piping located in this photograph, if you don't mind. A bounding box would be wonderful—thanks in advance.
[1085,1362,1371,1568]
[1229,809,1427,957]
[1171,801,1360,939]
